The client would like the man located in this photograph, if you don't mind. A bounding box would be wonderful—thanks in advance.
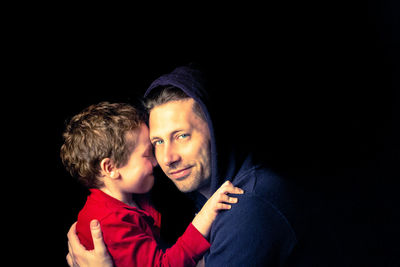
[67,65,312,266]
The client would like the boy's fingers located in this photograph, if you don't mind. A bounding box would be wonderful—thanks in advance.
[217,203,232,210]
[219,193,238,203]
[228,196,238,203]
[223,186,244,195]
[235,187,244,194]
[219,181,244,195]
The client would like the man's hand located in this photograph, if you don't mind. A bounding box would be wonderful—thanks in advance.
[66,220,113,267]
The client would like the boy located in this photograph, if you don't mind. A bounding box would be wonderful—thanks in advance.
[60,102,243,267]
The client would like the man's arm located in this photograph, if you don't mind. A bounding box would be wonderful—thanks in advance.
[66,220,113,267]
[205,195,297,266]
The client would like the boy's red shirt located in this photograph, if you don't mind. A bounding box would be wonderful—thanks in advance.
[76,189,210,267]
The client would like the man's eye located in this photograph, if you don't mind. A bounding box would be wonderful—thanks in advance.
[153,140,164,146]
[178,134,189,140]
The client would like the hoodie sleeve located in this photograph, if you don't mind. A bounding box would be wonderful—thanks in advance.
[205,195,297,266]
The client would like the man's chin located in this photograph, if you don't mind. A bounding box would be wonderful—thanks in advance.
[173,182,196,193]
[172,178,198,193]
[173,176,211,194]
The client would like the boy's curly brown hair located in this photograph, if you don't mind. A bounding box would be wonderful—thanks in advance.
[60,102,146,188]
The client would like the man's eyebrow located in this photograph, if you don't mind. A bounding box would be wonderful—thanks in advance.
[150,136,160,142]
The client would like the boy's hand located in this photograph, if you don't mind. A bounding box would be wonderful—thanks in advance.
[193,180,244,238]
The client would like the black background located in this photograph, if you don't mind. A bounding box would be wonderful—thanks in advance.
[11,1,399,266]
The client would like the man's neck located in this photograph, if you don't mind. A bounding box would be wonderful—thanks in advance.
[198,185,212,199]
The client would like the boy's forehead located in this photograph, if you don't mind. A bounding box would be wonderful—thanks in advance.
[125,124,146,143]
[127,124,151,150]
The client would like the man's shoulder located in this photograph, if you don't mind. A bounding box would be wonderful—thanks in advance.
[229,161,299,233]
[208,191,298,265]
[233,160,290,198]
[214,191,295,234]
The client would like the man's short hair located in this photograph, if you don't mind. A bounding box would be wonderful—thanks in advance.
[144,86,206,121]
[60,102,146,188]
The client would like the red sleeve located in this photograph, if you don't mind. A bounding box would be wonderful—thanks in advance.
[101,211,210,267]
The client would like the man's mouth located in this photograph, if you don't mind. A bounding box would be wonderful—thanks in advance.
[169,166,193,180]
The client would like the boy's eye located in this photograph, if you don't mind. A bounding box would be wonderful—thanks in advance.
[143,145,154,157]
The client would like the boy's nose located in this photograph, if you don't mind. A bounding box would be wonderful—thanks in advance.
[150,155,158,167]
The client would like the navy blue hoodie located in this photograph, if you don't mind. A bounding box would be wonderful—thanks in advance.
[144,66,298,266]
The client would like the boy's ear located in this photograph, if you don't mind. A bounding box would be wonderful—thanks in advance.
[100,158,119,179]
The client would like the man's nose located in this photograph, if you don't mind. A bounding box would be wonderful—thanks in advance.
[163,143,181,167]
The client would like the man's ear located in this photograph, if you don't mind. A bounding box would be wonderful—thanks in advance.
[100,158,119,179]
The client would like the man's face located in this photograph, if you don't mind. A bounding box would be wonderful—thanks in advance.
[149,98,211,193]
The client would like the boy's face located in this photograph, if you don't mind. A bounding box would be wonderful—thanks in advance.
[117,124,157,194]
[149,98,212,193]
